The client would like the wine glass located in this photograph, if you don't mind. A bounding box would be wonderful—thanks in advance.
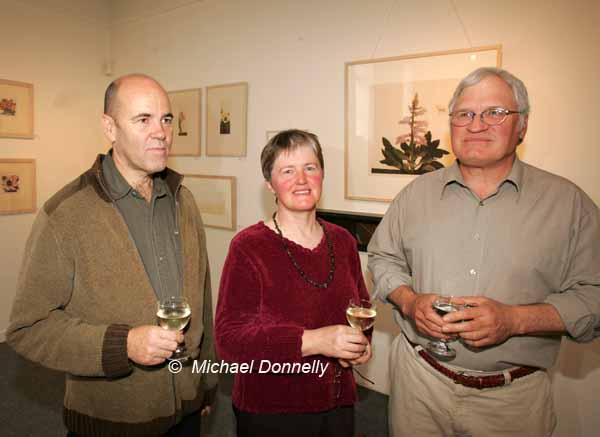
[346,298,377,331]
[157,296,191,362]
[426,296,459,360]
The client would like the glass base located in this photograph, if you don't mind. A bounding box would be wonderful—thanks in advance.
[426,340,456,360]
[168,345,190,363]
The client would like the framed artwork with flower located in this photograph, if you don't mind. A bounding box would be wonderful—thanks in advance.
[168,88,201,156]
[0,79,34,139]
[0,159,36,215]
[345,45,501,202]
[206,82,248,157]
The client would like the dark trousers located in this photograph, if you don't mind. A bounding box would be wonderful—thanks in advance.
[233,404,354,437]
[66,411,201,437]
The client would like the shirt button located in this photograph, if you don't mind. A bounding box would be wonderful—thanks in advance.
[479,201,484,206]
[159,256,164,262]
[474,233,480,240]
[469,269,477,276]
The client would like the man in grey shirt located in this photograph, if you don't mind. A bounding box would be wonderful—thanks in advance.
[368,67,600,437]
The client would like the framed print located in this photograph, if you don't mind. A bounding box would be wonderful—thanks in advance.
[206,82,248,157]
[345,45,501,202]
[0,159,36,215]
[266,130,280,141]
[168,88,201,156]
[0,79,34,139]
[185,175,236,230]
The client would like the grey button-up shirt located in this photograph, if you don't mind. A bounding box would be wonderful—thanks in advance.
[102,153,183,301]
[368,158,600,371]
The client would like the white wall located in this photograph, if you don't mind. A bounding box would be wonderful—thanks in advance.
[2,0,599,435]
[108,1,600,435]
[0,0,110,341]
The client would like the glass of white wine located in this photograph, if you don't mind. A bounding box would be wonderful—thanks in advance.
[426,296,459,360]
[346,298,377,331]
[157,296,191,362]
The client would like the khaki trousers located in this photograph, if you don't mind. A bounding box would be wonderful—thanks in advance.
[389,334,556,437]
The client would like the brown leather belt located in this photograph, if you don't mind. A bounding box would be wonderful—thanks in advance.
[405,335,540,390]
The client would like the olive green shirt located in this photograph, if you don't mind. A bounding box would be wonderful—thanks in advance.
[368,158,600,371]
[102,153,182,301]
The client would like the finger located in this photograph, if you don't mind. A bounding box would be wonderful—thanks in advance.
[340,350,364,360]
[338,359,351,368]
[201,406,211,416]
[458,329,487,341]
[442,320,473,334]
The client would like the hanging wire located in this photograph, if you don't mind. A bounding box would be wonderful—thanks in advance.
[370,0,398,59]
[449,0,473,47]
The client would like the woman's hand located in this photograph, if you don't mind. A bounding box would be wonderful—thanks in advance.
[301,325,368,360]
[339,342,372,367]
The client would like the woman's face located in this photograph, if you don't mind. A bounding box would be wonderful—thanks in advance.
[266,144,323,214]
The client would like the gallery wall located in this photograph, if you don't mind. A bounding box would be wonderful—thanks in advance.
[108,1,600,436]
[1,0,599,436]
[0,0,109,339]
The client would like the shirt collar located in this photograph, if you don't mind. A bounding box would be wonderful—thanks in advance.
[440,156,524,199]
[102,150,169,201]
[102,151,132,200]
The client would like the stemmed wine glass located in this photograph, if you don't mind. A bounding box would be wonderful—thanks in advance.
[157,296,192,362]
[346,298,377,331]
[426,295,459,360]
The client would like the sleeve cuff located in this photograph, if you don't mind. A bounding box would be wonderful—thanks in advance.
[544,295,598,342]
[375,277,411,303]
[102,324,132,378]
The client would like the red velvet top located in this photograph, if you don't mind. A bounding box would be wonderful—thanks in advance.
[215,220,370,414]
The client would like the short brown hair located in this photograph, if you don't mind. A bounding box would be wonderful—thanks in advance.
[260,129,324,181]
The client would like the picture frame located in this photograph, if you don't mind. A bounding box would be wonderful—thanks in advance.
[345,45,502,202]
[0,79,34,139]
[206,82,248,157]
[168,88,201,156]
[0,159,36,215]
[316,209,382,252]
[184,175,237,230]
[265,130,281,142]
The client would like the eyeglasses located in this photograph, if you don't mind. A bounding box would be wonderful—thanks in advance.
[449,107,523,127]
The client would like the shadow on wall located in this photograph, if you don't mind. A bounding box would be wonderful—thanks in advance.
[552,339,600,379]
[260,181,276,221]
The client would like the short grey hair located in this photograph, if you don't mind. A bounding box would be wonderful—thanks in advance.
[260,129,324,181]
[448,67,530,129]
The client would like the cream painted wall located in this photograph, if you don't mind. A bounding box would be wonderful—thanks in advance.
[108,1,600,435]
[0,0,110,340]
[2,0,598,435]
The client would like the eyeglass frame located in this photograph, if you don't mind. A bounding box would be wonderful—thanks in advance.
[449,107,525,127]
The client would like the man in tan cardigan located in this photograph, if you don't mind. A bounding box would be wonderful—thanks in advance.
[8,74,217,436]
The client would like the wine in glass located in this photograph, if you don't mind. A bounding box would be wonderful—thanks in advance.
[157,296,191,362]
[426,296,459,360]
[346,298,377,331]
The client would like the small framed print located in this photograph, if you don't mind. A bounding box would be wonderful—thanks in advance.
[0,159,36,215]
[168,88,201,156]
[185,175,236,230]
[0,79,34,139]
[206,82,248,157]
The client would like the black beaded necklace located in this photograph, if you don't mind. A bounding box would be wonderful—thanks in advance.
[272,212,336,289]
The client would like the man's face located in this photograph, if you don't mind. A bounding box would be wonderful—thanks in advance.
[451,75,527,170]
[102,77,173,181]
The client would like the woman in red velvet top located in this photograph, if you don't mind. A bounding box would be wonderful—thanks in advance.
[215,129,372,436]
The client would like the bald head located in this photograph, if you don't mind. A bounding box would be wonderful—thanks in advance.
[103,74,165,117]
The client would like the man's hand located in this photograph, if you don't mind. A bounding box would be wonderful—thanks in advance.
[390,287,452,340]
[127,325,184,366]
[442,297,518,347]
